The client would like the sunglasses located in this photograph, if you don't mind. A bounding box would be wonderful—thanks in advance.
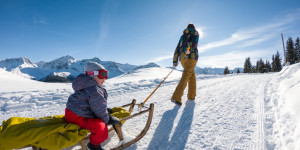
[85,69,109,79]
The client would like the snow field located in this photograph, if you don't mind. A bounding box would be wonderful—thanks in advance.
[1,64,300,150]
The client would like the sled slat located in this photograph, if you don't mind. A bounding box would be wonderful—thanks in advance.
[112,103,154,150]
[113,124,124,141]
[119,107,151,122]
[80,139,87,150]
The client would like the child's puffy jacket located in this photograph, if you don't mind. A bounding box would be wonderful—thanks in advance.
[66,74,109,124]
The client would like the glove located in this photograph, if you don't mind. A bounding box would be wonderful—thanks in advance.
[107,108,113,114]
[173,62,178,68]
[107,115,121,125]
[185,45,191,54]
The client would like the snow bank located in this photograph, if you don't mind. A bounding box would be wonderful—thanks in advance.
[264,63,300,149]
[277,63,300,149]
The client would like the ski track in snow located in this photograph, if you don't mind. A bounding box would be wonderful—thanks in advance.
[109,74,274,150]
[180,74,270,150]
[0,73,284,150]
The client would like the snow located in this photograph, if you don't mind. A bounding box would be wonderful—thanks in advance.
[0,64,300,150]
[264,63,300,149]
[52,72,72,78]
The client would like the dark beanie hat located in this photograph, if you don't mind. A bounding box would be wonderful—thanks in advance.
[187,23,195,29]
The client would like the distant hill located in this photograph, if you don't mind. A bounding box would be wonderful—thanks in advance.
[195,66,243,75]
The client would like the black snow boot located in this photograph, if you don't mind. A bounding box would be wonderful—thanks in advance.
[171,99,182,106]
[87,142,104,150]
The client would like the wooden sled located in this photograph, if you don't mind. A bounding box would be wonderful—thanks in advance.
[29,99,154,150]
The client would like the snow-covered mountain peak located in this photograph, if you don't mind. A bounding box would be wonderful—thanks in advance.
[43,55,77,70]
[60,55,75,60]
[85,57,101,62]
[0,57,37,71]
[134,62,160,70]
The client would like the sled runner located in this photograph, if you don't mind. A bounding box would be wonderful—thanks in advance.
[27,99,154,150]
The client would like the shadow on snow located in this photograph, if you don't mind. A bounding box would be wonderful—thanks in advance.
[147,100,195,150]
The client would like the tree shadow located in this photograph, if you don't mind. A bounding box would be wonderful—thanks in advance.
[169,100,195,150]
[147,105,180,150]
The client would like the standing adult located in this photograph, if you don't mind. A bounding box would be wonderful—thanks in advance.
[171,23,199,105]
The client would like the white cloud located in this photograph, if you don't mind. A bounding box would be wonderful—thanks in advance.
[197,8,300,54]
[197,22,284,54]
[147,51,174,63]
[33,16,48,25]
[237,34,275,48]
[148,55,173,63]
[96,2,113,52]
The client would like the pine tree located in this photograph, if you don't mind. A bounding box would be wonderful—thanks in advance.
[257,58,266,73]
[265,60,271,72]
[237,68,241,74]
[243,57,252,73]
[251,66,256,73]
[286,37,298,64]
[271,51,282,72]
[255,60,259,73]
[224,66,230,74]
[295,37,300,62]
[271,54,276,72]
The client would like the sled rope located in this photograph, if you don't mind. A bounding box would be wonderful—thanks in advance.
[139,46,190,110]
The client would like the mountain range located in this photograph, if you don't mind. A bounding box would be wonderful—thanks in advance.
[0,56,242,82]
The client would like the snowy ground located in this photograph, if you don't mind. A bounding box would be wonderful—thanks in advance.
[0,64,300,150]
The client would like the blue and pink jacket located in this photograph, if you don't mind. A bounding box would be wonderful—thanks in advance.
[66,74,110,124]
[173,27,199,66]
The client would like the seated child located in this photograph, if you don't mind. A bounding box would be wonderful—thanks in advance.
[65,61,120,150]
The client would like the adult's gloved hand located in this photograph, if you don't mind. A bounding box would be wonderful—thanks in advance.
[173,62,178,68]
[107,108,113,114]
[107,115,121,125]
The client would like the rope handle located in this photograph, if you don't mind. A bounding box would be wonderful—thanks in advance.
[138,46,191,110]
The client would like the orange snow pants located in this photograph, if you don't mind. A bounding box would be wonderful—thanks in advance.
[65,108,108,145]
[172,59,197,103]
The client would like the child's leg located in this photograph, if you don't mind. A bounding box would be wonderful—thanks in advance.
[85,118,108,145]
[65,108,108,145]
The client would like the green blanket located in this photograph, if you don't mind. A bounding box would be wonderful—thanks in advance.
[0,107,130,150]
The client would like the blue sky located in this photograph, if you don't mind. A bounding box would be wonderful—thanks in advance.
[1,0,300,69]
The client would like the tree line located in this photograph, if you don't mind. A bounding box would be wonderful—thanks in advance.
[224,36,300,74]
[242,53,280,73]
